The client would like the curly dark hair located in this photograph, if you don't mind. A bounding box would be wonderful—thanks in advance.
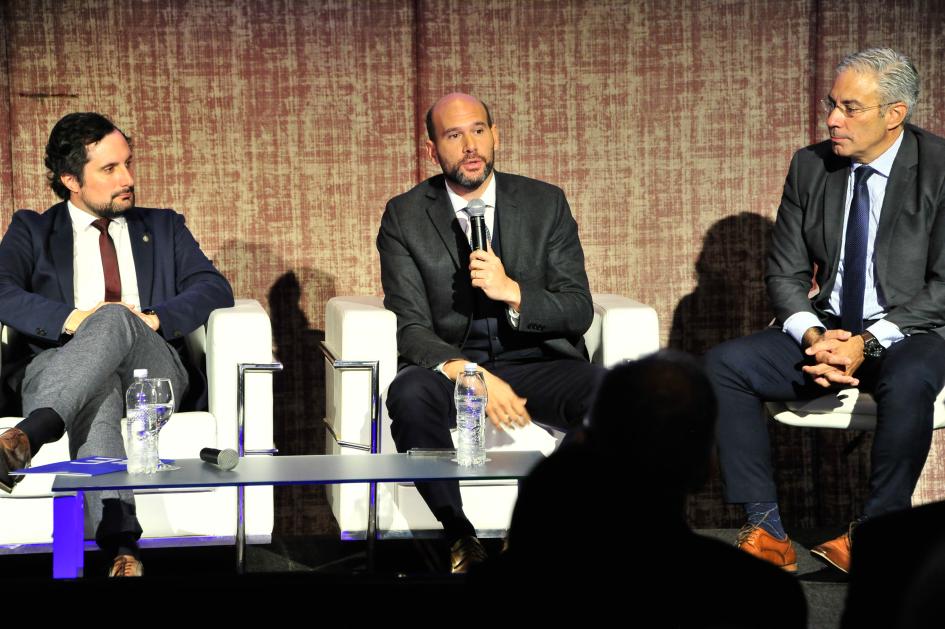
[44,112,130,201]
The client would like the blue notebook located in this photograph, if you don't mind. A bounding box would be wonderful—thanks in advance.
[14,456,175,476]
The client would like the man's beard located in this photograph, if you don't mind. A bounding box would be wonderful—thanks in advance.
[443,155,494,190]
[82,188,134,219]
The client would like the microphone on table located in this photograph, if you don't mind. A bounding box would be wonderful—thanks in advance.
[200,447,238,471]
[466,198,488,251]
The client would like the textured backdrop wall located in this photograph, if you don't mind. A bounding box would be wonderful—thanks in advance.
[1,0,944,534]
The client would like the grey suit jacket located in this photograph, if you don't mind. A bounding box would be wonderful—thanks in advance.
[377,172,593,368]
[767,124,945,339]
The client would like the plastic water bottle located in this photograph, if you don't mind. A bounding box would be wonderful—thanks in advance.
[454,363,487,466]
[124,369,157,474]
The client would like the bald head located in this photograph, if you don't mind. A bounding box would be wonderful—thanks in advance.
[423,92,499,196]
[425,92,493,141]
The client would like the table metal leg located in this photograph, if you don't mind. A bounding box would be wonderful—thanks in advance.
[236,362,282,574]
[236,484,246,573]
[318,342,382,573]
[53,491,84,579]
[367,480,377,572]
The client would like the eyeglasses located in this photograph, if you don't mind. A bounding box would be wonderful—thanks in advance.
[821,97,899,118]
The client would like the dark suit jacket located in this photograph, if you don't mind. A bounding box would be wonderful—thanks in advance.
[376,172,593,368]
[0,201,234,410]
[766,124,945,338]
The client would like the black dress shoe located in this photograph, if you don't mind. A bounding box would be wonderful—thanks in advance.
[0,428,31,493]
[450,535,488,574]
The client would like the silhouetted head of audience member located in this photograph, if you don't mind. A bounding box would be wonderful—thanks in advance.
[587,350,718,497]
[507,352,717,551]
[488,353,807,623]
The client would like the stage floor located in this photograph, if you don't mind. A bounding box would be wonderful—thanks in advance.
[0,528,846,626]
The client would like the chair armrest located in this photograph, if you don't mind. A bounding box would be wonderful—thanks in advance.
[586,293,660,367]
[205,299,275,451]
[324,296,397,446]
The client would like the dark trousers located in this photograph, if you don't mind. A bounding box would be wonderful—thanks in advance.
[706,327,945,518]
[386,358,606,522]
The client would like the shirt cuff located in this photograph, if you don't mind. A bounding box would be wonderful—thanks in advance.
[866,319,904,348]
[782,312,824,346]
[62,309,83,335]
[507,306,520,329]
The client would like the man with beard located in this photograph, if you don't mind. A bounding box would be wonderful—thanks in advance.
[0,112,233,576]
[377,92,603,572]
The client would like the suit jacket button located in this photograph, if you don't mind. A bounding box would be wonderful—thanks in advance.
[36,328,46,336]
[174,330,183,338]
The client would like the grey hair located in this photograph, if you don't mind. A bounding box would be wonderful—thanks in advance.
[837,48,919,121]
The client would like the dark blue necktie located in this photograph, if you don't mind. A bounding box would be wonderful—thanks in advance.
[840,166,875,333]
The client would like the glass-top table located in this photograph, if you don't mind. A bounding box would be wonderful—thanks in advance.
[51,451,544,578]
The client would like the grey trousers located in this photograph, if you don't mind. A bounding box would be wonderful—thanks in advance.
[21,304,189,548]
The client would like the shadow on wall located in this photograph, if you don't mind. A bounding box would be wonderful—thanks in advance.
[669,213,775,529]
[268,270,341,536]
[671,213,872,530]
[668,212,773,355]
[214,239,340,536]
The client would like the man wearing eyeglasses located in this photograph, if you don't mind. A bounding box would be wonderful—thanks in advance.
[707,48,945,574]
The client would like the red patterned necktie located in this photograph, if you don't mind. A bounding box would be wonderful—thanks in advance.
[91,218,122,302]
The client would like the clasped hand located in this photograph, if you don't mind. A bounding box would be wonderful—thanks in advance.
[69,301,160,333]
[802,328,865,388]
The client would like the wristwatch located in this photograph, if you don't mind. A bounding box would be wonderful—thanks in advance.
[859,331,885,359]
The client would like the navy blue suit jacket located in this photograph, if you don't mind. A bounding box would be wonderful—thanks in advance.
[0,201,234,410]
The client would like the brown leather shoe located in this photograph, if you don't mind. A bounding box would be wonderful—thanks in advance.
[450,535,488,574]
[108,554,144,577]
[735,524,798,572]
[811,529,853,573]
[0,428,31,493]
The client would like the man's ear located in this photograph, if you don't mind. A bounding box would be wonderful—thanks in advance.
[61,173,81,195]
[885,102,908,130]
[425,139,440,167]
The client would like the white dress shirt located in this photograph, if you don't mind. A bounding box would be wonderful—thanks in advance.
[445,174,497,242]
[68,201,141,310]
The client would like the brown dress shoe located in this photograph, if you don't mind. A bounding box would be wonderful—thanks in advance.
[810,529,852,573]
[0,428,31,493]
[108,554,144,577]
[735,524,798,572]
[450,535,488,574]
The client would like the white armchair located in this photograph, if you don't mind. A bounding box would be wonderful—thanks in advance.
[0,299,276,551]
[323,294,659,539]
[766,386,945,506]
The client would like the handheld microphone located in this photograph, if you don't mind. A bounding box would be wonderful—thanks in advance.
[466,199,488,251]
[200,447,238,471]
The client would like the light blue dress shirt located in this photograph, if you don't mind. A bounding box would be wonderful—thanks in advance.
[783,131,905,347]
